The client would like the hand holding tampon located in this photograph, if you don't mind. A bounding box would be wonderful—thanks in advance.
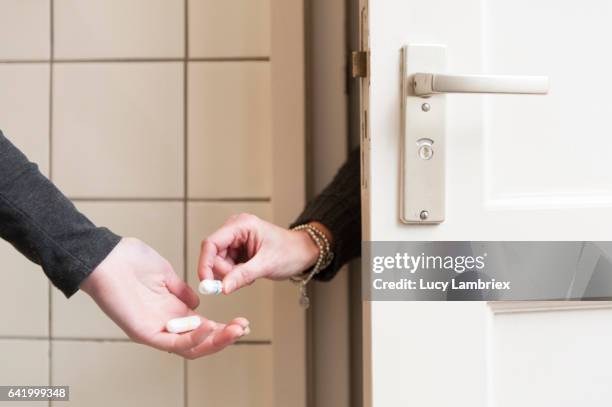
[81,238,249,359]
[198,214,330,294]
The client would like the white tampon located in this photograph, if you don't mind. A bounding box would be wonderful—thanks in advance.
[166,316,201,334]
[199,279,223,295]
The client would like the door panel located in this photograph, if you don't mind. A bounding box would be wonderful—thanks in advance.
[492,306,612,406]
[362,1,612,406]
[484,1,612,208]
[365,0,612,241]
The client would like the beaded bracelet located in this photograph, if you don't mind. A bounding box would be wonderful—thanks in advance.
[290,224,334,308]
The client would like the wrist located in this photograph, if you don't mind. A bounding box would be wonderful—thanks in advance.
[293,229,320,272]
[288,223,334,309]
[307,221,333,247]
[80,237,127,297]
[80,264,103,297]
[290,222,334,277]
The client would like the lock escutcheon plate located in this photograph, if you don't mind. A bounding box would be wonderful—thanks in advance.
[400,44,446,224]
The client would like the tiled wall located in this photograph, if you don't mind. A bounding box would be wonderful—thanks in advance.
[0,1,274,406]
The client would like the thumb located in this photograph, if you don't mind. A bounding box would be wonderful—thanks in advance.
[165,272,200,309]
[198,214,259,281]
[223,255,267,294]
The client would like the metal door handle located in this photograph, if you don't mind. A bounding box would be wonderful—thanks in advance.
[413,73,549,97]
[400,44,550,225]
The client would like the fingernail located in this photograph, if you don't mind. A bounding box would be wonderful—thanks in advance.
[224,280,235,294]
[243,326,251,336]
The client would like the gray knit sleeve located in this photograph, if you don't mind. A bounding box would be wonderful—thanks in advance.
[0,130,121,297]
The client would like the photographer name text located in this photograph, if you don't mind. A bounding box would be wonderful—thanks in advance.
[372,278,511,292]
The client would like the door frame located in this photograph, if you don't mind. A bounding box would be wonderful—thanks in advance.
[351,0,372,405]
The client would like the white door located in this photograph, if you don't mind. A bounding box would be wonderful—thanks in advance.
[360,0,612,406]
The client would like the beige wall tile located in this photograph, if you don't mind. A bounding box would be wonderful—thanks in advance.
[0,64,49,174]
[0,242,49,336]
[52,201,184,339]
[54,0,184,59]
[76,201,184,273]
[52,290,125,339]
[188,344,273,407]
[52,341,182,407]
[0,0,49,60]
[0,340,49,407]
[188,62,271,198]
[187,202,273,341]
[189,0,270,58]
[0,340,48,407]
[52,63,184,198]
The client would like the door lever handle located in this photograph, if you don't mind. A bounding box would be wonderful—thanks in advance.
[400,44,550,224]
[412,73,549,97]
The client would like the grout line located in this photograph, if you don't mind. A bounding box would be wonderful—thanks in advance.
[189,57,270,62]
[0,336,272,346]
[48,1,54,402]
[51,337,131,343]
[234,340,273,345]
[0,57,270,64]
[69,197,272,203]
[47,287,52,390]
[0,59,51,64]
[70,197,185,202]
[183,1,189,406]
[19,337,130,343]
[0,336,50,341]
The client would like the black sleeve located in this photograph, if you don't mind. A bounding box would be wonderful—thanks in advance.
[291,147,361,281]
[0,130,121,297]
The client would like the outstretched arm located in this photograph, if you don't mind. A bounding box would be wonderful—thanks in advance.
[0,129,118,296]
[198,148,362,294]
[0,130,247,357]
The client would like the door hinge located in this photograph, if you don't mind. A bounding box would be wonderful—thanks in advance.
[351,50,369,78]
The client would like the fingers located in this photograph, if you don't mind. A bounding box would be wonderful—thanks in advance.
[183,322,246,359]
[165,272,200,309]
[196,317,249,336]
[229,317,249,330]
[148,317,215,356]
[148,314,250,359]
[212,256,233,279]
[222,255,265,294]
[198,223,242,281]
[198,240,217,281]
[198,213,263,282]
[148,317,246,359]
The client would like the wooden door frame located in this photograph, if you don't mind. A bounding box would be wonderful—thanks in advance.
[353,0,372,402]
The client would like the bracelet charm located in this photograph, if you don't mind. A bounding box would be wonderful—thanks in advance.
[290,224,334,308]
